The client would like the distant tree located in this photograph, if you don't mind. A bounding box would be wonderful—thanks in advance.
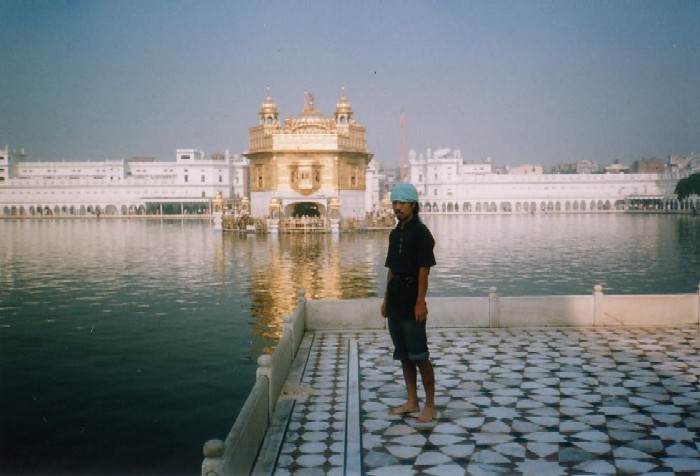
[674,173,700,201]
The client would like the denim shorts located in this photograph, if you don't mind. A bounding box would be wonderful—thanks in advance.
[385,276,429,361]
[387,317,429,362]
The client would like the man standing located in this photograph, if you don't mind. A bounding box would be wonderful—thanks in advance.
[381,182,437,424]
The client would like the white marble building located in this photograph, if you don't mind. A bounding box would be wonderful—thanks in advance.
[2,140,696,218]
[407,148,692,213]
[0,145,248,216]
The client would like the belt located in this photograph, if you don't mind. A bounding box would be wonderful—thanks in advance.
[393,274,417,283]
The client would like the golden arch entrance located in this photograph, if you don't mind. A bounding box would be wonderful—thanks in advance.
[290,202,321,217]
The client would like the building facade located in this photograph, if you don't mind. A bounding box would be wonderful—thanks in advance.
[244,89,376,221]
[407,148,694,213]
[2,136,697,221]
[0,145,248,216]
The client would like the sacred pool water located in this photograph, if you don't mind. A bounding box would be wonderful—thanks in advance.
[1,214,699,475]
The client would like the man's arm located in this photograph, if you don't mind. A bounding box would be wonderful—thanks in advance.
[380,269,394,318]
[415,266,430,322]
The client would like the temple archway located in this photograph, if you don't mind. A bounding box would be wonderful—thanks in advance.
[291,202,322,217]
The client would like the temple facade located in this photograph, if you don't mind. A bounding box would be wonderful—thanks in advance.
[244,89,375,222]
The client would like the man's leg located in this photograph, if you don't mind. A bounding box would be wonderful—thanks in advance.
[389,360,420,415]
[416,360,436,423]
[398,316,434,421]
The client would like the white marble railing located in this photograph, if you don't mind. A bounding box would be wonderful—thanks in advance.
[306,285,700,330]
[202,284,699,476]
[202,290,307,476]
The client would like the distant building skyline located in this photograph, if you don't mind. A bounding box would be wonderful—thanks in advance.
[3,142,694,221]
[4,142,698,176]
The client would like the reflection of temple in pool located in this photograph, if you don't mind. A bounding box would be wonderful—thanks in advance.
[226,233,380,353]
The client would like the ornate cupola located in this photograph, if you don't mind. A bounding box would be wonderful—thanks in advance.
[258,86,279,126]
[334,87,354,124]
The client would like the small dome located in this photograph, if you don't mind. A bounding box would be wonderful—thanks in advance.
[258,86,279,125]
[335,87,354,124]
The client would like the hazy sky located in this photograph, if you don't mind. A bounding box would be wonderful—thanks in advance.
[1,0,698,168]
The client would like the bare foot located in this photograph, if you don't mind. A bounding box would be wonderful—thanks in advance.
[416,406,437,423]
[389,403,420,416]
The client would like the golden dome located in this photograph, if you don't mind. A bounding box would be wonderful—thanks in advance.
[286,92,336,133]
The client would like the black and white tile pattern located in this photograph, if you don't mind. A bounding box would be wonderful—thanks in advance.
[275,333,349,476]
[273,328,700,475]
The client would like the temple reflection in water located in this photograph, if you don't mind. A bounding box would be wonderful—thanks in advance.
[219,232,383,353]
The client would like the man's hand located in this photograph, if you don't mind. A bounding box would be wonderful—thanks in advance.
[415,301,428,323]
[381,300,387,318]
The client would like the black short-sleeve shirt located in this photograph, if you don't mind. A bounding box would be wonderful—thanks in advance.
[384,216,436,276]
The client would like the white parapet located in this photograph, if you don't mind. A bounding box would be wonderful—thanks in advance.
[599,294,699,326]
[304,286,700,330]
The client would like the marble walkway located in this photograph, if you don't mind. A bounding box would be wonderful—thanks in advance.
[256,327,700,475]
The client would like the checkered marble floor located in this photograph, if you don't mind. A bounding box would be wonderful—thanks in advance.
[272,328,700,475]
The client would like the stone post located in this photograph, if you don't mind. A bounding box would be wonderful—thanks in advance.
[488,287,499,328]
[201,439,224,476]
[593,285,604,326]
[256,354,274,422]
[282,314,296,362]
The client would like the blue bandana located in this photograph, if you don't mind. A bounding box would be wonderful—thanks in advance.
[390,183,418,202]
